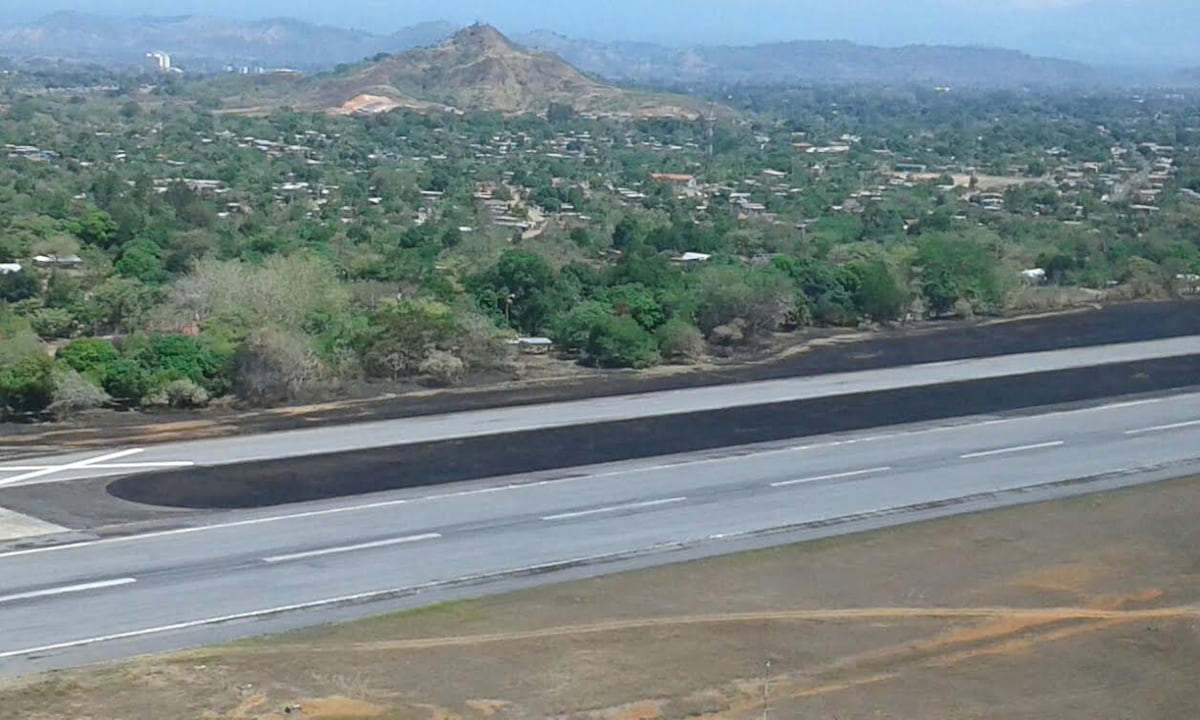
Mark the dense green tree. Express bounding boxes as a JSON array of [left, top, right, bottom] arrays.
[[584, 314, 659, 369], [600, 283, 666, 332], [57, 338, 122, 385], [44, 271, 81, 308], [0, 354, 55, 418], [915, 233, 1004, 315], [553, 300, 613, 353], [0, 270, 38, 303], [611, 216, 642, 252], [115, 240, 167, 283], [128, 334, 233, 395], [850, 261, 908, 321], [70, 210, 119, 248], [468, 249, 558, 334], [101, 358, 152, 404]]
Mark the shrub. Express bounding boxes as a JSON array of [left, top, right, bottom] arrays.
[[232, 329, 327, 405], [656, 318, 704, 364], [49, 369, 110, 416], [418, 350, 466, 387], [102, 358, 153, 404], [709, 319, 748, 347], [129, 334, 232, 396], [453, 306, 508, 371], [851, 261, 908, 322], [56, 338, 122, 384], [694, 265, 795, 340], [361, 300, 462, 379], [30, 308, 77, 339], [146, 378, 210, 409], [0, 353, 55, 418]]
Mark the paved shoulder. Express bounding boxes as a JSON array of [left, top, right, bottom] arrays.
[[0, 506, 66, 542]]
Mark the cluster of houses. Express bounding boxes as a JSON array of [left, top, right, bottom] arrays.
[[5, 144, 60, 162], [0, 255, 84, 275]]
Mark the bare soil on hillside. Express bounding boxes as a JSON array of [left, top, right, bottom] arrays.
[[5, 474, 1200, 719]]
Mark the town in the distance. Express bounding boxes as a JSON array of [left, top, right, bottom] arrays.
[[0, 14, 1197, 416], [4, 4, 1200, 720]]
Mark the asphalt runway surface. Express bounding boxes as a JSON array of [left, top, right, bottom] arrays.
[[0, 334, 1199, 677], [0, 335, 1196, 495], [1, 389, 1200, 676]]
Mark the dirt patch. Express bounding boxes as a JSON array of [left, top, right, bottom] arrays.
[[464, 700, 509, 717], [1010, 562, 1098, 595], [7, 475, 1200, 719]]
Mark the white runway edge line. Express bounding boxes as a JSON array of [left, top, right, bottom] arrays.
[[0, 545, 686, 661], [1125, 419, 1200, 436], [770, 467, 892, 488], [0, 578, 136, 606], [541, 497, 688, 521], [262, 533, 441, 564], [960, 440, 1065, 459]]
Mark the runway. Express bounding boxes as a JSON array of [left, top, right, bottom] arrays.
[[1, 389, 1198, 676], [0, 335, 1198, 494]]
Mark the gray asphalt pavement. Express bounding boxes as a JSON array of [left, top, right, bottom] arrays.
[[1, 389, 1198, 676], [1, 335, 1198, 489]]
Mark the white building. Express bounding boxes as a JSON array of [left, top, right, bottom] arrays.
[[145, 51, 172, 73]]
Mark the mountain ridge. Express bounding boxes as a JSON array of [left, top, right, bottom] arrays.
[[0, 12, 1187, 87], [514, 31, 1108, 88], [0, 12, 454, 71]]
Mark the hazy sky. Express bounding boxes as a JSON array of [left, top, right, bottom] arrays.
[[2, 0, 1196, 66]]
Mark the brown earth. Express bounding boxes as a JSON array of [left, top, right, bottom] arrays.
[[301, 23, 703, 119], [5, 474, 1200, 719]]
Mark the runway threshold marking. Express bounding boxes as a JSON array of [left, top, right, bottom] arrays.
[[262, 533, 442, 564], [1125, 419, 1200, 436], [541, 497, 687, 521], [0, 578, 136, 605], [770, 467, 892, 488], [0, 449, 195, 488], [960, 440, 1065, 459]]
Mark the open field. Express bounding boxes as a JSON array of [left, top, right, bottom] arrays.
[[4, 474, 1200, 719]]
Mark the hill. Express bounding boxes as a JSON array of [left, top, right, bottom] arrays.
[[516, 32, 1109, 88], [0, 13, 1175, 89], [303, 24, 705, 118], [517, 33, 1108, 88], [0, 12, 454, 72]]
